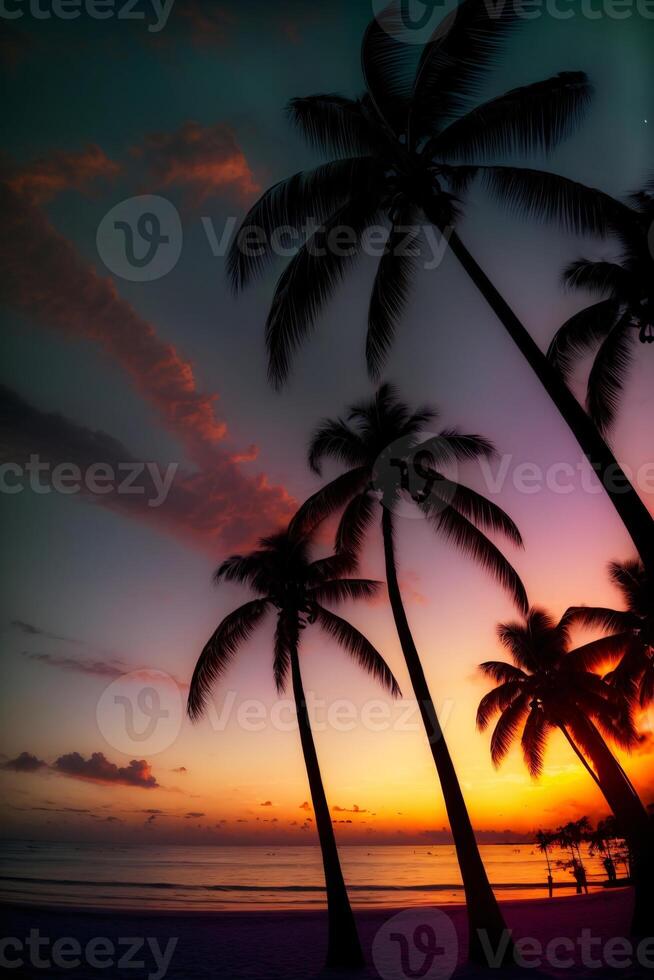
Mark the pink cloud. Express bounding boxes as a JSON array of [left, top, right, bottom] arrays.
[[0, 181, 296, 551]]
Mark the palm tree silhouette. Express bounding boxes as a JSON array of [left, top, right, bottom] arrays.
[[187, 523, 400, 969], [534, 828, 555, 896], [564, 559, 653, 708], [292, 383, 526, 964], [227, 0, 654, 573], [476, 607, 652, 934], [549, 182, 654, 433]]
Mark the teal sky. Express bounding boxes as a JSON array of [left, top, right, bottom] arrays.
[[0, 1, 652, 845]]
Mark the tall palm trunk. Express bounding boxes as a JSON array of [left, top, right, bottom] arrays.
[[381, 508, 513, 967], [289, 639, 364, 969], [426, 209, 654, 577], [563, 714, 653, 937]]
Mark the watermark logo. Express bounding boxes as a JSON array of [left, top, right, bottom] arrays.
[[0, 0, 176, 32], [96, 669, 183, 755], [372, 433, 459, 520], [97, 195, 182, 281], [371, 0, 456, 46], [372, 908, 459, 980]]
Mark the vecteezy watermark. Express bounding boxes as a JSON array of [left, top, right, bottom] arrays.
[[372, 908, 459, 980], [0, 0, 176, 31], [372, 432, 460, 521], [0, 931, 177, 979], [97, 669, 184, 755], [373, 910, 654, 978], [97, 195, 183, 281], [0, 455, 178, 507], [195, 691, 455, 739], [481, 928, 654, 971], [96, 198, 454, 282], [371, 0, 654, 40]]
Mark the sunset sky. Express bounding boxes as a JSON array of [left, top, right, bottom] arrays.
[[1, 0, 652, 848]]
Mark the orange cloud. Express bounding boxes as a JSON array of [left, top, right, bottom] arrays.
[[5, 145, 121, 204], [135, 121, 259, 204]]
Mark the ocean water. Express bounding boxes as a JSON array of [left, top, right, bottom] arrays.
[[0, 840, 615, 912]]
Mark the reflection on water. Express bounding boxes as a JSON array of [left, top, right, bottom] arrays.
[[0, 840, 612, 911]]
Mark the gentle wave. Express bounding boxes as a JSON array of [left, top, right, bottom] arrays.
[[0, 875, 581, 893]]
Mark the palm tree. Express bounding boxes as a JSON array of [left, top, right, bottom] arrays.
[[292, 383, 527, 964], [476, 607, 652, 934], [534, 828, 556, 896], [187, 523, 400, 969], [564, 559, 653, 708], [549, 182, 654, 434], [226, 0, 654, 574], [555, 818, 590, 893]]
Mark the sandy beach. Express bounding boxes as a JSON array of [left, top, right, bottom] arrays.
[[3, 888, 645, 979]]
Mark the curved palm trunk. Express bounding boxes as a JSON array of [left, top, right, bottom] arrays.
[[561, 715, 653, 936], [381, 508, 513, 967], [289, 641, 364, 969], [427, 213, 654, 576]]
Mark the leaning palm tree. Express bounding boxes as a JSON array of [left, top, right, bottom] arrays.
[[477, 607, 652, 934], [187, 522, 400, 969], [564, 559, 653, 708], [549, 182, 654, 433], [292, 383, 527, 964], [227, 0, 654, 574]]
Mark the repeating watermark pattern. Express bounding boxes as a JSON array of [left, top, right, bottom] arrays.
[[372, 0, 654, 38], [373, 910, 654, 978], [0, 0, 175, 31], [0, 931, 177, 978], [0, 455, 178, 507], [372, 908, 459, 980], [97, 195, 183, 281], [201, 691, 454, 738], [372, 432, 459, 520], [97, 669, 184, 755], [96, 199, 453, 282]]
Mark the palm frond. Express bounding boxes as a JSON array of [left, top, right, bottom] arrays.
[[432, 504, 528, 612], [188, 599, 269, 720], [474, 166, 631, 237], [361, 2, 417, 133], [478, 661, 528, 684], [336, 491, 377, 556], [308, 552, 360, 584], [227, 158, 377, 291], [265, 195, 382, 386], [308, 419, 366, 474], [560, 605, 637, 635], [607, 559, 646, 607], [289, 468, 369, 540], [566, 633, 634, 672], [287, 94, 379, 157], [433, 72, 592, 162], [425, 477, 523, 547], [561, 259, 629, 295], [308, 578, 381, 605], [586, 316, 634, 432], [411, 0, 521, 129], [522, 706, 551, 778], [476, 678, 524, 730], [490, 693, 529, 766], [367, 206, 420, 379], [412, 430, 496, 468], [547, 300, 618, 381], [314, 604, 400, 696]]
